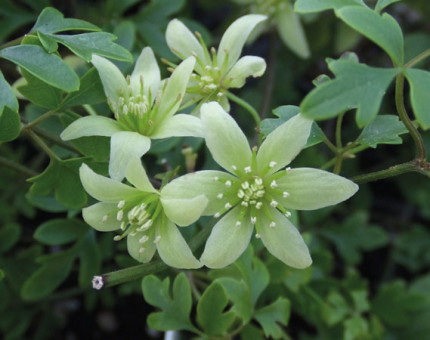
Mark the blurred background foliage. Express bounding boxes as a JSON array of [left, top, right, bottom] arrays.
[[1, 0, 430, 339]]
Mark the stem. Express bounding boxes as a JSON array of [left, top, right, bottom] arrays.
[[31, 126, 81, 154], [227, 91, 261, 126], [395, 74, 426, 161], [0, 156, 38, 177], [351, 160, 430, 184], [0, 36, 24, 51], [335, 113, 344, 149], [25, 129, 60, 160], [405, 48, 430, 68], [83, 104, 98, 116], [24, 109, 57, 129]]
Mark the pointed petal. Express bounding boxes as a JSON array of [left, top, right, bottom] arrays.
[[125, 157, 157, 193], [109, 131, 151, 181], [161, 170, 236, 216], [201, 102, 252, 173], [79, 163, 141, 202], [91, 54, 127, 103], [274, 168, 359, 210], [127, 232, 157, 263], [217, 14, 267, 71], [161, 194, 208, 227], [151, 114, 203, 139], [257, 114, 312, 175], [156, 218, 202, 269], [276, 2, 310, 59], [259, 207, 312, 268], [225, 56, 266, 88], [60, 116, 122, 140], [158, 56, 196, 119], [200, 207, 254, 268], [82, 202, 120, 231], [166, 19, 206, 63], [130, 47, 160, 103]]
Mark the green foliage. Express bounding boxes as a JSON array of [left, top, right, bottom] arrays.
[[357, 115, 408, 148]]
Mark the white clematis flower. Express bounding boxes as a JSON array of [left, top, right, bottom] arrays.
[[61, 47, 203, 181], [161, 102, 359, 268], [80, 158, 207, 269], [165, 15, 267, 111]]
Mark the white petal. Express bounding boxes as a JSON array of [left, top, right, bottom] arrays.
[[276, 2, 310, 59], [259, 207, 312, 268], [82, 202, 120, 231], [217, 14, 267, 71], [125, 157, 157, 193], [161, 194, 208, 227], [79, 163, 141, 202], [91, 54, 127, 103], [60, 116, 122, 140], [201, 102, 252, 173], [127, 232, 157, 263], [160, 170, 236, 215], [156, 218, 202, 269], [165, 19, 206, 63], [225, 56, 266, 88], [257, 114, 312, 175], [275, 168, 359, 210], [130, 47, 161, 103], [109, 131, 151, 181], [151, 114, 203, 139], [158, 57, 196, 119], [200, 206, 254, 268]]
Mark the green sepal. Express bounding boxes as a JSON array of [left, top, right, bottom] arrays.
[[254, 297, 291, 339], [357, 115, 408, 148]]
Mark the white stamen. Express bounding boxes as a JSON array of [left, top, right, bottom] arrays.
[[213, 176, 219, 181], [139, 247, 145, 254], [138, 220, 152, 231], [255, 233, 261, 238], [269, 161, 277, 168], [241, 201, 249, 207], [224, 202, 232, 209], [92, 276, 104, 290], [120, 222, 126, 230], [283, 191, 290, 198], [235, 221, 241, 227], [217, 193, 224, 199], [102, 215, 108, 222], [113, 235, 121, 241], [256, 202, 263, 209], [231, 165, 237, 171], [117, 200, 125, 209], [116, 210, 124, 221], [244, 166, 252, 173], [270, 222, 276, 228], [285, 211, 292, 217], [237, 190, 245, 198], [225, 180, 232, 187], [241, 181, 250, 189], [217, 92, 223, 97], [270, 200, 278, 207], [154, 236, 161, 244], [139, 235, 149, 244], [251, 216, 257, 224], [214, 212, 221, 218], [270, 180, 278, 188], [286, 167, 291, 173]]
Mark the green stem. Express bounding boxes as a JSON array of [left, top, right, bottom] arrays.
[[351, 160, 430, 184], [24, 109, 57, 129], [395, 74, 426, 162], [30, 126, 81, 154], [227, 91, 261, 126], [405, 48, 430, 68], [25, 129, 60, 161], [0, 156, 38, 177], [0, 36, 24, 51], [83, 104, 98, 116]]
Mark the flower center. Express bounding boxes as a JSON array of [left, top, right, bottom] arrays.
[[237, 177, 265, 208]]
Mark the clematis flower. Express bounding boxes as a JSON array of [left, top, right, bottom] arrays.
[[230, 0, 310, 58], [61, 47, 203, 180], [161, 102, 358, 268], [165, 15, 267, 111], [79, 158, 207, 269]]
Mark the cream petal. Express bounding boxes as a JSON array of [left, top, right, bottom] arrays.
[[257, 114, 312, 175], [130, 47, 161, 104], [60, 116, 122, 140], [259, 207, 312, 268], [200, 206, 254, 268], [161, 194, 208, 227], [127, 232, 157, 263], [217, 14, 267, 72], [274, 168, 359, 210], [79, 163, 141, 202], [125, 157, 157, 193], [225, 56, 266, 88], [109, 131, 151, 181], [156, 218, 202, 269], [151, 114, 203, 139], [91, 54, 127, 103], [201, 102, 252, 173], [82, 202, 120, 231]]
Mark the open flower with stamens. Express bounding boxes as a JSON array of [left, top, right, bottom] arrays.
[[161, 102, 359, 268], [61, 47, 203, 180], [80, 158, 207, 269], [165, 15, 267, 111]]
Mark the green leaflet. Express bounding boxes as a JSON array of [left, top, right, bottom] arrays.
[[254, 298, 291, 339], [34, 219, 89, 246], [357, 115, 408, 148], [0, 107, 21, 142], [294, 0, 366, 13], [0, 70, 18, 112], [300, 58, 398, 127], [404, 68, 430, 129], [375, 0, 401, 13]]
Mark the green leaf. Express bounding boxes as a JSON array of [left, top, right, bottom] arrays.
[[375, 0, 401, 13], [301, 58, 398, 127], [0, 223, 21, 253], [197, 282, 236, 336], [138, 0, 186, 23], [357, 115, 408, 148], [31, 7, 100, 34], [21, 251, 74, 300], [78, 231, 101, 288], [0, 45, 79, 92], [260, 105, 325, 148], [18, 69, 63, 109], [113, 20, 136, 51], [34, 218, 89, 245], [254, 297, 291, 339], [37, 31, 58, 53], [344, 316, 369, 340], [295, 0, 365, 13], [404, 68, 430, 129], [50, 32, 132, 62], [240, 324, 265, 340], [62, 68, 106, 108], [0, 70, 18, 111], [337, 6, 404, 66], [0, 106, 21, 142], [142, 273, 197, 332]]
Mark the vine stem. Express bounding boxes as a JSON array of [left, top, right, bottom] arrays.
[[25, 128, 60, 161], [0, 36, 24, 51], [405, 48, 430, 68], [226, 91, 261, 126], [0, 156, 38, 177]]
